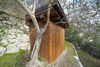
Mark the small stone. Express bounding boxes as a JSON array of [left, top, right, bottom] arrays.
[[8, 39, 17, 43], [0, 46, 6, 52], [7, 35, 16, 39], [18, 42, 30, 50], [24, 24, 29, 29], [20, 46, 28, 50], [1, 39, 8, 44], [8, 29, 16, 34], [6, 43, 19, 53], [20, 27, 24, 30], [17, 34, 21, 37], [22, 34, 29, 39], [16, 29, 23, 33], [17, 34, 29, 42], [28, 46, 30, 50]]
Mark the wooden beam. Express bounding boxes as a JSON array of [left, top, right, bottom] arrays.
[[55, 22, 67, 24]]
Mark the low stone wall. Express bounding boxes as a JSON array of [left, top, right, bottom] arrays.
[[0, 14, 30, 56]]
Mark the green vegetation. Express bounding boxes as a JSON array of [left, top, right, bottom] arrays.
[[65, 41, 76, 56], [65, 41, 100, 67], [65, 41, 80, 67], [0, 42, 3, 46], [38, 57, 44, 62], [0, 11, 8, 15], [0, 25, 7, 41], [0, 42, 7, 48], [0, 50, 30, 67], [8, 42, 15, 45], [66, 23, 100, 58], [77, 50, 100, 67], [65, 0, 100, 59]]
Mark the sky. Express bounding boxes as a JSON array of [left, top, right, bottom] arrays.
[[27, 0, 33, 2]]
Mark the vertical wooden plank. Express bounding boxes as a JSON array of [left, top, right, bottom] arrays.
[[30, 22, 36, 51], [39, 25, 50, 61], [49, 23, 65, 63]]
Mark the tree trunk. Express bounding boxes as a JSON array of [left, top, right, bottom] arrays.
[[15, 0, 55, 67], [26, 29, 44, 67]]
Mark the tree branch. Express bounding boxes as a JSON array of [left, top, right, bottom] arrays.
[[16, 0, 40, 33], [32, 0, 38, 13], [44, 0, 55, 31]]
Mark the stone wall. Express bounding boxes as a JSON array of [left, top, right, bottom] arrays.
[[0, 14, 30, 56]]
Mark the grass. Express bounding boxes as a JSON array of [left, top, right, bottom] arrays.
[[77, 50, 100, 67], [0, 40, 15, 48], [66, 41, 100, 67], [65, 41, 76, 56], [38, 57, 45, 62], [0, 42, 8, 48], [8, 42, 15, 44], [0, 49, 30, 67], [65, 41, 80, 67]]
